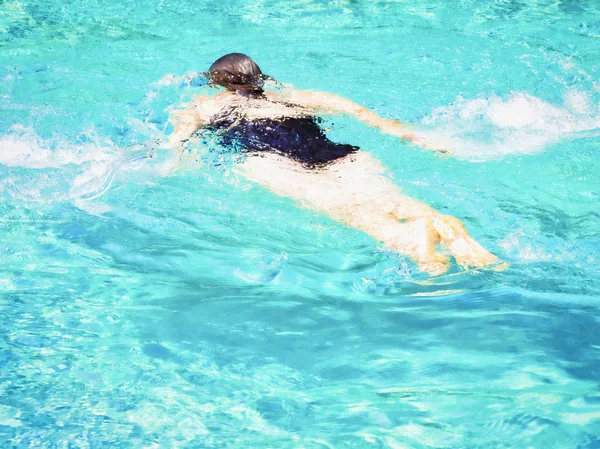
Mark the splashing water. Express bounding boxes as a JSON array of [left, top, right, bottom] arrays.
[[1, 1, 599, 448], [421, 90, 600, 159]]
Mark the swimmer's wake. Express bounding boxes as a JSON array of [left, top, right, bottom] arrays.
[[422, 91, 600, 159], [69, 141, 159, 201]]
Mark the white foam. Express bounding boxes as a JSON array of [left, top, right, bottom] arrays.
[[153, 72, 206, 88], [0, 125, 115, 169], [69, 142, 164, 201], [422, 91, 600, 160], [563, 89, 593, 115], [0, 126, 178, 206]]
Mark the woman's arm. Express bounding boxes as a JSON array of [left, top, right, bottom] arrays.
[[165, 106, 205, 150], [278, 89, 414, 137], [165, 92, 223, 150], [276, 88, 450, 153]]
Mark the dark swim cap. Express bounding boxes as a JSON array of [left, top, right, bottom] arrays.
[[208, 53, 264, 90]]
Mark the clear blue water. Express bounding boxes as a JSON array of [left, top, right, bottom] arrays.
[[1, 1, 600, 447]]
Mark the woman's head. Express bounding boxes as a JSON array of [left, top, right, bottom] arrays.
[[208, 53, 264, 94]]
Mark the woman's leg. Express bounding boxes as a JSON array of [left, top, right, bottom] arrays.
[[236, 152, 500, 274]]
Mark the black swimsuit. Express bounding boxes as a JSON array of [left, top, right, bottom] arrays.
[[204, 112, 358, 168]]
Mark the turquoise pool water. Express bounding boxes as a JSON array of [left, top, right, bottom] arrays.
[[1, 0, 600, 447]]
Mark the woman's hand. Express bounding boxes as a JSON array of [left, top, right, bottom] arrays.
[[407, 131, 455, 156], [384, 122, 454, 156], [165, 107, 203, 150]]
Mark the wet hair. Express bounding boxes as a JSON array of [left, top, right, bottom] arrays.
[[208, 53, 265, 95]]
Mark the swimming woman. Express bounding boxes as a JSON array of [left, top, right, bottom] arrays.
[[166, 53, 502, 275]]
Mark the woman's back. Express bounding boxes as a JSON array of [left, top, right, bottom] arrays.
[[205, 91, 312, 122], [201, 92, 358, 167]]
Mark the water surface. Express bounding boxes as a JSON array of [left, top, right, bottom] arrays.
[[1, 1, 599, 447]]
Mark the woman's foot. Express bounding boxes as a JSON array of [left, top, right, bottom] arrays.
[[430, 215, 503, 271], [390, 216, 451, 276], [418, 259, 450, 276]]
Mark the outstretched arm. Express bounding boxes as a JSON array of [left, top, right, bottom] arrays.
[[279, 89, 414, 137], [276, 88, 451, 153], [165, 106, 205, 150], [165, 92, 222, 151]]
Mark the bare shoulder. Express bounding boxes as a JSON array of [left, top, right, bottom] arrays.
[[191, 91, 230, 108], [269, 88, 359, 116], [189, 91, 231, 121], [267, 88, 330, 106]]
